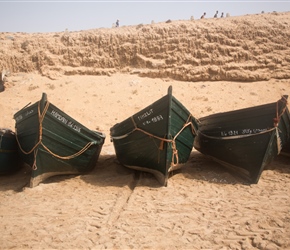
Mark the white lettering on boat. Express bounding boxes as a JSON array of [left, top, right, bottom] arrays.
[[50, 110, 81, 133], [137, 108, 153, 121], [221, 130, 239, 136], [221, 128, 267, 137], [15, 114, 23, 122], [15, 109, 34, 122], [25, 109, 34, 116], [51, 110, 68, 124], [242, 128, 267, 134], [67, 121, 81, 133], [142, 115, 164, 126]]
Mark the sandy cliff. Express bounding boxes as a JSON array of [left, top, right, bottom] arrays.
[[1, 12, 290, 81]]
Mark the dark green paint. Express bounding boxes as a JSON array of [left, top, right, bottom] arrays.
[[110, 86, 199, 186], [14, 93, 105, 187], [194, 96, 290, 183]]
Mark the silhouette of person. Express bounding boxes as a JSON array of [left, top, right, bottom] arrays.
[[200, 12, 206, 19], [0, 82, 4, 92], [116, 19, 119, 27], [220, 12, 224, 18], [214, 11, 218, 18], [0, 72, 6, 92]]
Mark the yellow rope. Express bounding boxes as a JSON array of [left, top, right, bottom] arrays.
[[274, 96, 288, 127], [32, 149, 38, 170], [274, 96, 287, 154], [15, 100, 49, 155], [276, 127, 282, 154], [40, 141, 95, 160]]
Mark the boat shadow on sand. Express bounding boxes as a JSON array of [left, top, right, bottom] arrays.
[[182, 150, 290, 185], [81, 150, 290, 188], [79, 152, 243, 189], [1, 151, 289, 192], [81, 151, 290, 189], [0, 163, 31, 192]]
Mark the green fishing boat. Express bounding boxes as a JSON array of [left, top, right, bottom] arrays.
[[110, 86, 199, 186], [194, 96, 290, 183], [14, 93, 106, 187], [0, 128, 21, 173]]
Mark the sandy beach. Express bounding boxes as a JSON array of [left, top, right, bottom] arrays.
[[1, 11, 290, 250]]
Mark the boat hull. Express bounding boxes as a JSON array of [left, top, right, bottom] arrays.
[[0, 129, 21, 174], [194, 96, 290, 183], [14, 93, 105, 187], [281, 141, 290, 157], [110, 86, 198, 186], [281, 108, 290, 158]]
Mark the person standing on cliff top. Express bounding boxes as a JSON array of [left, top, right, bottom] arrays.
[[214, 11, 218, 18], [200, 12, 206, 19], [116, 19, 119, 27], [0, 70, 8, 93]]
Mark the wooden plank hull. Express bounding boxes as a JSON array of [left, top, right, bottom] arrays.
[[194, 96, 290, 183], [110, 86, 199, 186], [14, 93, 105, 187], [0, 129, 21, 174]]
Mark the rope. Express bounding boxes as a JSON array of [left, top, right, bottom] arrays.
[[274, 95, 288, 127], [273, 96, 288, 153], [276, 127, 282, 154], [32, 149, 38, 170], [15, 100, 50, 155], [16, 100, 96, 169], [111, 114, 197, 167], [40, 141, 95, 160]]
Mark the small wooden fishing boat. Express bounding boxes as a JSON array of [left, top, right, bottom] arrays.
[[110, 86, 199, 186], [194, 96, 290, 183], [0, 128, 21, 173], [14, 93, 106, 187]]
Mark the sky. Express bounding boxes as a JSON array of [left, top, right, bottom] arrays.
[[0, 1, 290, 33]]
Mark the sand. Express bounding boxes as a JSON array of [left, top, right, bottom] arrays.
[[1, 10, 290, 250], [0, 72, 290, 249]]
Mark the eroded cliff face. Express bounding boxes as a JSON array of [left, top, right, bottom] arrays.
[[1, 12, 290, 81]]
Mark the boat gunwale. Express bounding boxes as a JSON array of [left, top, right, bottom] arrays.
[[199, 95, 288, 123], [14, 98, 105, 141]]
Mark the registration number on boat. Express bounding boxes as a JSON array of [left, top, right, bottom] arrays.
[[221, 128, 267, 137], [51, 110, 81, 133]]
